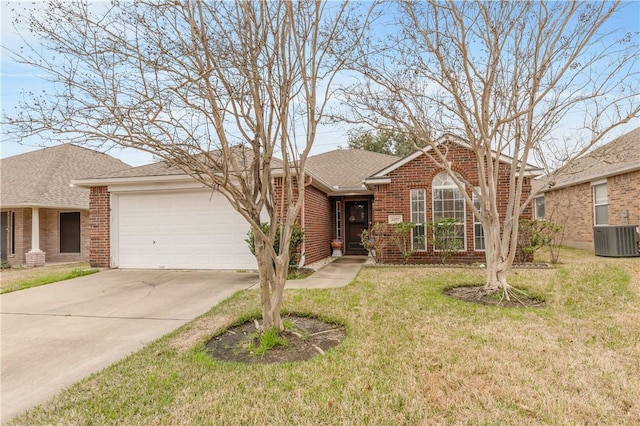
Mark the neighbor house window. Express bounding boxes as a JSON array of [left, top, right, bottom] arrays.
[[432, 172, 465, 250], [410, 189, 426, 250], [60, 212, 81, 253], [593, 183, 608, 225], [534, 196, 545, 221], [473, 189, 485, 251]]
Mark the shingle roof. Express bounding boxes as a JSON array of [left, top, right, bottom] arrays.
[[77, 147, 400, 194], [543, 128, 640, 191], [305, 149, 399, 190], [0, 144, 130, 209]]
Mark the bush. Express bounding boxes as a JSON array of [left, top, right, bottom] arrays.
[[246, 222, 304, 267], [516, 219, 563, 263], [391, 222, 419, 264], [360, 223, 388, 263], [430, 218, 464, 264]]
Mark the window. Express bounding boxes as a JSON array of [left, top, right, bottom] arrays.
[[534, 196, 545, 221], [593, 183, 608, 225], [473, 189, 485, 251], [60, 212, 81, 253], [432, 172, 465, 250], [410, 189, 426, 250]]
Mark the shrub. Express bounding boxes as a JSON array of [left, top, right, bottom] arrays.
[[391, 222, 419, 264], [430, 217, 464, 264], [360, 222, 388, 263], [246, 222, 304, 267]]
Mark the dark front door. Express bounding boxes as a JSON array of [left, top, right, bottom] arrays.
[[345, 201, 368, 254], [1, 212, 7, 261]]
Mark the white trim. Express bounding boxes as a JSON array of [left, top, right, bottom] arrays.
[[472, 189, 485, 251], [110, 193, 119, 268], [410, 188, 427, 251], [590, 179, 607, 186]]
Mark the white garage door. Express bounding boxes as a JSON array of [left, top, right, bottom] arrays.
[[115, 190, 257, 270]]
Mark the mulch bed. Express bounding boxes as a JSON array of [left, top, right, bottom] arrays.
[[206, 314, 345, 364], [444, 285, 545, 308]]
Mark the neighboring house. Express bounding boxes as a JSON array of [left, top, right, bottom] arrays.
[[0, 144, 129, 266], [536, 128, 640, 250], [73, 135, 539, 270]]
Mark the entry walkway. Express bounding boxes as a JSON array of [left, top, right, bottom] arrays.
[[287, 256, 366, 289]]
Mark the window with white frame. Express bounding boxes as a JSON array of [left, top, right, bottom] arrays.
[[534, 196, 545, 221], [410, 189, 426, 250], [593, 183, 608, 225], [432, 172, 465, 250], [472, 189, 485, 251]]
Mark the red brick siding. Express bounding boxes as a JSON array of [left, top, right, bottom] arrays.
[[373, 143, 532, 264], [89, 186, 111, 268], [41, 209, 89, 262], [273, 176, 332, 265], [545, 170, 640, 249], [303, 185, 332, 264]]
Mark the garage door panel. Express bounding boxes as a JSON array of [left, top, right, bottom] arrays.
[[116, 191, 256, 270]]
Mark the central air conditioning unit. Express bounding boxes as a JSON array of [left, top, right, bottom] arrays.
[[593, 225, 640, 257]]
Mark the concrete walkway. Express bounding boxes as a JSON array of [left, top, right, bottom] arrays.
[[287, 255, 366, 289]]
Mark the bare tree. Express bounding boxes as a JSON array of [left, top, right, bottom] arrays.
[[4, 0, 371, 328], [342, 1, 639, 298]]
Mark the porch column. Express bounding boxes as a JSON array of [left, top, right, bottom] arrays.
[[26, 207, 45, 267]]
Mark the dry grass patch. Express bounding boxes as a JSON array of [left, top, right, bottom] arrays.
[[0, 262, 96, 293], [8, 248, 640, 425]]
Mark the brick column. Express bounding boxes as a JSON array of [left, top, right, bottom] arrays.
[[89, 186, 111, 268]]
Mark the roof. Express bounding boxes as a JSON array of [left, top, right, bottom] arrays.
[[74, 147, 400, 195], [542, 127, 640, 191], [0, 144, 130, 209], [305, 149, 399, 191]]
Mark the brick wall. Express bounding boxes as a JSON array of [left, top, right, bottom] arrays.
[[302, 185, 332, 264], [41, 209, 90, 262], [373, 143, 532, 264], [273, 176, 332, 265], [545, 170, 640, 249], [89, 186, 111, 268]]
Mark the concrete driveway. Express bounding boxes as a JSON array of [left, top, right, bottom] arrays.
[[0, 269, 258, 423]]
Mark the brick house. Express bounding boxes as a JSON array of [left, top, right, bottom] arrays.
[[536, 128, 640, 250], [0, 144, 129, 266], [73, 135, 539, 269]]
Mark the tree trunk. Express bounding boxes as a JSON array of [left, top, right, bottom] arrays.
[[482, 218, 513, 297]]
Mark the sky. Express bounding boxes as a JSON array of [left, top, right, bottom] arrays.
[[1, 1, 639, 167]]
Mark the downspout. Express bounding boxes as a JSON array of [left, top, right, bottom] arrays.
[[298, 175, 313, 268]]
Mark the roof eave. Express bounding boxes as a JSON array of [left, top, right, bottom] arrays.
[[542, 164, 640, 193]]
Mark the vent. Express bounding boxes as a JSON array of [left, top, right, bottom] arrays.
[[593, 225, 640, 257]]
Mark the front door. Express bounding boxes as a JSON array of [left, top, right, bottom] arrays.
[[1, 212, 7, 261], [345, 201, 368, 254]]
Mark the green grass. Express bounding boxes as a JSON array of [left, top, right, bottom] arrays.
[[8, 248, 640, 425], [0, 265, 98, 294]]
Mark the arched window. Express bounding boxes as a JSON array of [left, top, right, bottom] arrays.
[[432, 172, 465, 251]]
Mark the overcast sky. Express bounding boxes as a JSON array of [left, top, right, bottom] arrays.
[[1, 1, 638, 167]]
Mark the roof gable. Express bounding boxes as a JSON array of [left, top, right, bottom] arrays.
[[366, 134, 541, 181], [0, 144, 129, 209]]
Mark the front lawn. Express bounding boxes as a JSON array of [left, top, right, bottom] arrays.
[[0, 262, 98, 294], [10, 248, 639, 425]]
